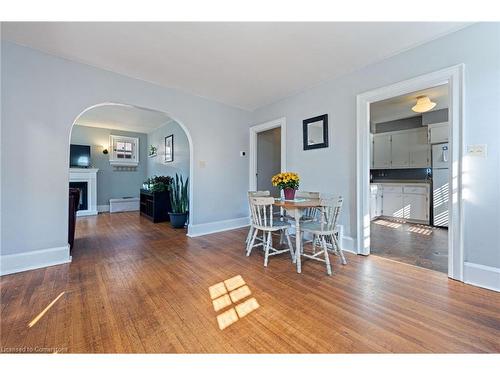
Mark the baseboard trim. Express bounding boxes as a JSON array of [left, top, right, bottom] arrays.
[[464, 262, 500, 292], [0, 245, 71, 276], [187, 217, 250, 237], [97, 205, 110, 213]]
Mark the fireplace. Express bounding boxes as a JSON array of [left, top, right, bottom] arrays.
[[69, 181, 88, 211], [69, 168, 99, 216]]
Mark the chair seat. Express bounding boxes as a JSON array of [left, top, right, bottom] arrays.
[[253, 221, 291, 231], [300, 222, 339, 235]]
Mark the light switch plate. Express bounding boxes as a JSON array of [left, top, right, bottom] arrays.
[[467, 144, 487, 158]]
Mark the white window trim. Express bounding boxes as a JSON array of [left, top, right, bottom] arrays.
[[109, 135, 139, 166]]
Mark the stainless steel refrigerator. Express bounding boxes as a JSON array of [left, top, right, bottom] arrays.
[[432, 143, 449, 227]]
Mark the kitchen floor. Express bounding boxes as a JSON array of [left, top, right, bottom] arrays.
[[370, 218, 448, 273]]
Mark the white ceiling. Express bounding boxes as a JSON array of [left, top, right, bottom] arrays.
[[2, 22, 469, 110], [370, 84, 449, 124], [75, 104, 172, 133]]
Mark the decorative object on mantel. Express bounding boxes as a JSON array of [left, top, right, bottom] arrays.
[[303, 114, 328, 150], [148, 145, 158, 158], [168, 173, 189, 228], [272, 172, 300, 200], [165, 134, 174, 163]]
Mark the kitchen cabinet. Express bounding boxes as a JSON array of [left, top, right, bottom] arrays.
[[403, 193, 428, 221], [375, 183, 430, 224], [370, 184, 383, 219], [372, 128, 430, 169], [391, 132, 410, 168], [408, 128, 430, 168], [372, 134, 391, 168], [428, 122, 449, 144]]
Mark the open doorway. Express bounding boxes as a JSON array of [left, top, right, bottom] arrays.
[[68, 103, 192, 253], [249, 118, 286, 196], [369, 85, 449, 273], [356, 65, 464, 281]]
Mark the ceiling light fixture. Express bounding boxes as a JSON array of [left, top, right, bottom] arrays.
[[412, 95, 436, 113]]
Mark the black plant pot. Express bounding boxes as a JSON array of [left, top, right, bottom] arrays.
[[168, 212, 188, 228]]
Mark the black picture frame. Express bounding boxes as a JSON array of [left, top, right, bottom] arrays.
[[303, 114, 328, 150], [165, 134, 174, 162]]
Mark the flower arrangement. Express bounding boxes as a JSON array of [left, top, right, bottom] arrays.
[[272, 172, 300, 200]]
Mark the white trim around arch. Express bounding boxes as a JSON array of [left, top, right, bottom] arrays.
[[356, 65, 465, 282], [249, 117, 287, 191]]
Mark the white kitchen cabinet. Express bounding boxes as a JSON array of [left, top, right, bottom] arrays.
[[408, 128, 430, 168], [378, 183, 430, 224], [370, 184, 383, 219], [382, 191, 404, 218], [391, 132, 410, 168], [428, 122, 449, 144], [403, 193, 428, 221], [372, 134, 391, 168]]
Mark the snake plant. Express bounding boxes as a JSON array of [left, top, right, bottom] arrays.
[[169, 173, 189, 214]]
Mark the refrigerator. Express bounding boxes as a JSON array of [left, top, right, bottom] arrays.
[[432, 143, 449, 227]]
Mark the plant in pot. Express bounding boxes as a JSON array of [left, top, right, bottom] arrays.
[[169, 173, 189, 228], [150, 175, 173, 193], [271, 172, 300, 200]]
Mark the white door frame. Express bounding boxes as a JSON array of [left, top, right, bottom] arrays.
[[249, 117, 287, 191], [356, 65, 465, 281]]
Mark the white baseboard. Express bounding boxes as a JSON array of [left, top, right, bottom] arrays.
[[76, 210, 98, 217], [97, 205, 110, 213], [0, 245, 71, 276], [464, 262, 500, 292], [187, 217, 250, 237]]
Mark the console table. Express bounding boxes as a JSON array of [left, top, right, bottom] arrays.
[[139, 189, 171, 223]]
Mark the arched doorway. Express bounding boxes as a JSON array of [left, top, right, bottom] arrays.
[[67, 102, 194, 251]]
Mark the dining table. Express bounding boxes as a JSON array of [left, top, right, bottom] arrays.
[[273, 198, 322, 273]]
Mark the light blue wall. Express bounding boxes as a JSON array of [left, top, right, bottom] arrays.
[[252, 23, 500, 268], [1, 40, 252, 256], [70, 125, 148, 206], [147, 120, 190, 179]]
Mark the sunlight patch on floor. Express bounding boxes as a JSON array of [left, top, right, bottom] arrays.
[[28, 292, 65, 328], [209, 275, 260, 330]]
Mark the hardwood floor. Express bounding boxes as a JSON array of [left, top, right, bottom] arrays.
[[1, 212, 499, 353], [371, 218, 448, 273]]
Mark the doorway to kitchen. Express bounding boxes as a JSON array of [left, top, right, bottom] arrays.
[[369, 84, 449, 273], [249, 118, 287, 196], [356, 66, 464, 281]]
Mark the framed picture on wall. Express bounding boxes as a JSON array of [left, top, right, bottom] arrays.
[[165, 134, 174, 162]]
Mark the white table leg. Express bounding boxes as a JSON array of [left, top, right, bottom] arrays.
[[294, 209, 302, 273]]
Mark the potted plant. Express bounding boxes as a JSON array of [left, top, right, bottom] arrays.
[[169, 173, 189, 228], [150, 175, 173, 192], [271, 172, 300, 200]]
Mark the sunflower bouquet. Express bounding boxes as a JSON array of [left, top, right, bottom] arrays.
[[271, 172, 300, 200]]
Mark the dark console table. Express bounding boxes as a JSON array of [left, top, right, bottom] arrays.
[[140, 189, 171, 223]]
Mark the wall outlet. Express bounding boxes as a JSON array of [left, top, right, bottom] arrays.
[[467, 144, 487, 158]]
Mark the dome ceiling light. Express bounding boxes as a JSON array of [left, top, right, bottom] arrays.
[[412, 95, 437, 113]]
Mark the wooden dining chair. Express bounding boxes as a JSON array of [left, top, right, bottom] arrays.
[[246, 191, 284, 247], [299, 196, 345, 275], [247, 197, 294, 267], [295, 191, 320, 222]]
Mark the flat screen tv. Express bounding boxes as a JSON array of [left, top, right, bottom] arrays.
[[70, 144, 91, 167]]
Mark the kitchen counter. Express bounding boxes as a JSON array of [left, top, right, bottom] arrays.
[[371, 179, 431, 184]]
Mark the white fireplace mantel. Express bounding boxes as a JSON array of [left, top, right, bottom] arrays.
[[69, 168, 99, 216]]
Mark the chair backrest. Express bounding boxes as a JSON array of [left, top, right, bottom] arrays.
[[295, 191, 320, 199], [295, 191, 320, 219], [248, 190, 271, 197], [249, 196, 275, 228], [318, 196, 343, 232]]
